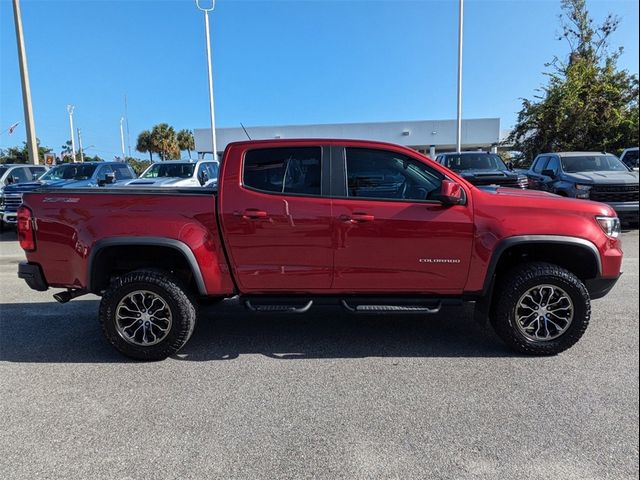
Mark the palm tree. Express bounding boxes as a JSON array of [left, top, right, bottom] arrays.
[[150, 123, 179, 160], [136, 130, 154, 161], [177, 129, 195, 160]]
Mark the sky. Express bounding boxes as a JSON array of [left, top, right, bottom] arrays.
[[0, 0, 638, 160]]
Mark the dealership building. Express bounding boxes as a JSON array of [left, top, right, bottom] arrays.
[[194, 117, 501, 159]]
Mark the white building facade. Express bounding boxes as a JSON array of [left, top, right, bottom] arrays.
[[194, 118, 500, 159]]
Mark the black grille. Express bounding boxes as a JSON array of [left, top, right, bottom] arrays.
[[2, 193, 23, 211], [590, 184, 639, 203], [471, 177, 522, 188]]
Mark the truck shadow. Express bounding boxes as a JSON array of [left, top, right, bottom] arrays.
[[0, 299, 515, 363]]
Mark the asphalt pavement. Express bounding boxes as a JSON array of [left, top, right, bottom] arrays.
[[1, 229, 638, 480]]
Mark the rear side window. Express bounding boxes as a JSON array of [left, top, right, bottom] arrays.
[[243, 147, 322, 196], [532, 156, 549, 173]]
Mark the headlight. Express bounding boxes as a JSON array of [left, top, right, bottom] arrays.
[[595, 216, 621, 238], [575, 184, 591, 190]]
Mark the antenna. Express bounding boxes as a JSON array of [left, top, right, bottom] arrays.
[[240, 122, 252, 140]]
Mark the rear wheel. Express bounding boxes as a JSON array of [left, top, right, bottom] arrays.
[[490, 262, 591, 355], [99, 269, 197, 360]]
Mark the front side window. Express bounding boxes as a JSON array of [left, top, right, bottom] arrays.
[[29, 167, 47, 180], [111, 164, 134, 180], [243, 147, 322, 196], [561, 155, 628, 173], [41, 164, 98, 181], [545, 157, 560, 175], [621, 150, 639, 169], [345, 148, 443, 201], [532, 156, 549, 173], [9, 167, 30, 183], [142, 163, 196, 179]]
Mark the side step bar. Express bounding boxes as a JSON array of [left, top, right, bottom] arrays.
[[245, 300, 313, 314], [341, 300, 441, 314]]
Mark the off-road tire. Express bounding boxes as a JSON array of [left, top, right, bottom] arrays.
[[99, 269, 197, 361], [490, 262, 591, 355]]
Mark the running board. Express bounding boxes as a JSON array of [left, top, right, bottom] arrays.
[[341, 300, 441, 314], [245, 300, 313, 314]]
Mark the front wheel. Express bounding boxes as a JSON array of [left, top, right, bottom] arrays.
[[99, 269, 197, 361], [490, 262, 591, 355]]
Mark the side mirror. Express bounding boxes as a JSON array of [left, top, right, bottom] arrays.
[[434, 180, 463, 206], [541, 169, 556, 178], [506, 161, 514, 171], [5, 176, 15, 185], [98, 173, 116, 187], [198, 171, 209, 186]]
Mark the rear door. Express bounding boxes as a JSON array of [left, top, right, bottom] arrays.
[[219, 145, 333, 292], [331, 146, 474, 293]]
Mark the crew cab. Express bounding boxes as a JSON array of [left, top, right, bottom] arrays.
[[435, 152, 528, 189], [526, 152, 639, 225], [125, 160, 219, 188], [17, 139, 623, 360]]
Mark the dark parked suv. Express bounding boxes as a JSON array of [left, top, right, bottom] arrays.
[[435, 152, 528, 189], [526, 152, 639, 224]]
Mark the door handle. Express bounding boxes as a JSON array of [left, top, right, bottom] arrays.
[[242, 209, 268, 219], [340, 212, 374, 223]]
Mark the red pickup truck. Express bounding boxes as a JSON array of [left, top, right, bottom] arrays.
[[17, 139, 623, 360]]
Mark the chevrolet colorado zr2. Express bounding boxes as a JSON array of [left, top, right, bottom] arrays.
[[16, 139, 623, 360]]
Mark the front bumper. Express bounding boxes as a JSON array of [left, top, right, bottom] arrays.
[[585, 275, 621, 300], [18, 262, 48, 291]]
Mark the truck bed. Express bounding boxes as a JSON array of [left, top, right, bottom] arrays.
[[21, 187, 234, 295]]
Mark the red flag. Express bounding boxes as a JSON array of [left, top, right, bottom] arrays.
[[7, 122, 20, 134]]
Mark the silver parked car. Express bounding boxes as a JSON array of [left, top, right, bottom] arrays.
[[126, 160, 219, 188]]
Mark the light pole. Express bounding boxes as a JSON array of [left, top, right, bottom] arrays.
[[120, 117, 126, 160], [12, 0, 39, 164], [195, 0, 218, 160], [77, 128, 84, 162], [455, 0, 464, 153], [67, 105, 77, 163]]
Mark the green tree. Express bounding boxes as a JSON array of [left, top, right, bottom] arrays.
[[150, 123, 180, 160], [177, 129, 195, 159], [0, 140, 52, 164], [126, 157, 152, 175], [136, 130, 154, 162], [508, 0, 639, 160]]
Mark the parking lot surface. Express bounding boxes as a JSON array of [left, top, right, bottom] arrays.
[[1, 229, 638, 480]]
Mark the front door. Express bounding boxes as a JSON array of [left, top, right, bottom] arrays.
[[219, 145, 333, 292], [331, 147, 474, 294]]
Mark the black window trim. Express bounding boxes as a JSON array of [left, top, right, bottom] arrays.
[[240, 145, 330, 199], [332, 145, 468, 206]]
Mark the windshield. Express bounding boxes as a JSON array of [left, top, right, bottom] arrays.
[[561, 155, 629, 173], [40, 164, 98, 181], [142, 163, 196, 179], [446, 154, 507, 171]]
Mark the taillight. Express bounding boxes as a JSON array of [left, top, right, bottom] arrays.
[[17, 206, 36, 251]]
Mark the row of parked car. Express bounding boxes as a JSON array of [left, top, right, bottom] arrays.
[[1, 147, 638, 229], [0, 159, 219, 228], [435, 148, 639, 224]]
